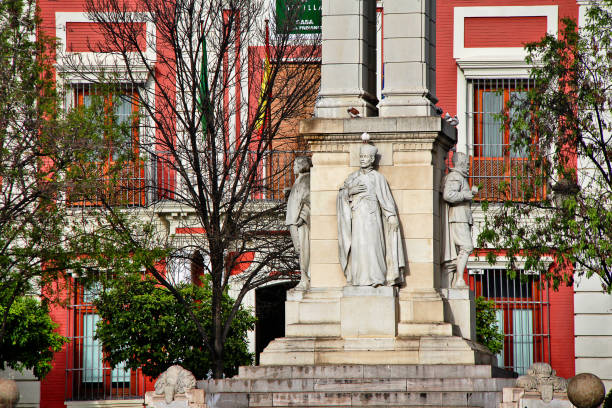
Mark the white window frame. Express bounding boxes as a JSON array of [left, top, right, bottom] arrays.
[[452, 5, 559, 155]]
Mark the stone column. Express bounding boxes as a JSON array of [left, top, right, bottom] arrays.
[[314, 0, 378, 118], [379, 0, 437, 117]]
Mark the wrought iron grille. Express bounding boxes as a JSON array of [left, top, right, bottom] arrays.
[[465, 78, 546, 202], [468, 268, 551, 375], [68, 83, 148, 208], [64, 282, 146, 401]]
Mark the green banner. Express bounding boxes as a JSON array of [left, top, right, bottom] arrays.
[[276, 0, 321, 34]]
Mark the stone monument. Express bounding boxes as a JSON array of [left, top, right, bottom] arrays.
[[258, 0, 489, 366], [196, 1, 520, 406]]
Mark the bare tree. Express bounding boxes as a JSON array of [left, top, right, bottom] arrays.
[[61, 0, 320, 377]]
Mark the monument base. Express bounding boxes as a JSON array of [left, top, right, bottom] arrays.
[[259, 335, 494, 366], [260, 286, 493, 367], [197, 364, 516, 408]]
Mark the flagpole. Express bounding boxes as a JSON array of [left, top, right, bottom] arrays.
[[265, 19, 271, 140]]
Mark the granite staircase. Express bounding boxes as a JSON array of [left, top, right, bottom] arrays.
[[197, 364, 516, 408]]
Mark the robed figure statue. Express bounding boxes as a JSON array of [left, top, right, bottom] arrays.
[[286, 156, 312, 290], [337, 142, 405, 287]]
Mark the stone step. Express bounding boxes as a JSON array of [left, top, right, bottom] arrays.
[[204, 391, 504, 407], [252, 405, 482, 408], [199, 377, 516, 394], [237, 365, 515, 380]]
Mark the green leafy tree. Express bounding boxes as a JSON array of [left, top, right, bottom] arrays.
[[478, 1, 612, 292], [475, 296, 504, 355], [0, 296, 66, 379], [93, 276, 255, 379], [603, 388, 612, 408]]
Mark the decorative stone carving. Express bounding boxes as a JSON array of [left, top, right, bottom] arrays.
[[337, 138, 405, 287], [286, 156, 312, 290], [567, 373, 605, 408], [154, 365, 196, 403], [442, 151, 478, 288], [0, 379, 19, 408], [516, 363, 568, 403]]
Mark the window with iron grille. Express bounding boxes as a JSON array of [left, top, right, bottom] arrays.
[[468, 268, 551, 375], [68, 83, 147, 207], [65, 280, 146, 401], [466, 78, 546, 202]]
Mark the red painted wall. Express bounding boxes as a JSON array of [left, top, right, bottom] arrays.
[[549, 282, 575, 378], [66, 22, 146, 52], [464, 16, 547, 48], [436, 0, 580, 116], [41, 304, 69, 408]]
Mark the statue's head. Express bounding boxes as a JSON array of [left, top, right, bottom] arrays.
[[359, 143, 377, 168], [294, 156, 312, 175], [451, 151, 469, 173]]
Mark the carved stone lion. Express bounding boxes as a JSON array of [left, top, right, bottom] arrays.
[[154, 365, 197, 403]]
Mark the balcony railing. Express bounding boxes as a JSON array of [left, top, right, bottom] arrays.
[[69, 150, 307, 208], [66, 161, 148, 208], [467, 144, 547, 202]]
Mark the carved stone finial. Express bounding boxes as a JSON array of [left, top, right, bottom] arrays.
[[154, 365, 196, 403], [516, 363, 568, 403], [567, 373, 605, 408]]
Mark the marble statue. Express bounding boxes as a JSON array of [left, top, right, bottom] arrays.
[[154, 365, 196, 403], [442, 151, 478, 288], [337, 142, 405, 287], [286, 156, 312, 290]]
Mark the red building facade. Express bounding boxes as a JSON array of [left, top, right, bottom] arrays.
[[36, 1, 580, 408]]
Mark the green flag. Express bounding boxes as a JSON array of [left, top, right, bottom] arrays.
[[198, 26, 209, 136]]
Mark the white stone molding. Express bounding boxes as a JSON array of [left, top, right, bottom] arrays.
[[55, 11, 157, 74]]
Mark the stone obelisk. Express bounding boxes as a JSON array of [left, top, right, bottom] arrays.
[[259, 0, 490, 366]]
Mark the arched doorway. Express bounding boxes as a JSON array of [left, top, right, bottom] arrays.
[[254, 281, 297, 364]]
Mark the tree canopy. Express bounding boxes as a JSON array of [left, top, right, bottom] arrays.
[[93, 276, 254, 379]]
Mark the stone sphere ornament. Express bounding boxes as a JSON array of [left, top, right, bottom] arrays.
[[0, 378, 19, 408], [567, 373, 605, 408]]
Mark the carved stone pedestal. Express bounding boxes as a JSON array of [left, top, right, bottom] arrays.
[[341, 286, 396, 338], [440, 287, 477, 341]]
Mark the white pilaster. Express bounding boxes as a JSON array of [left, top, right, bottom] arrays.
[[379, 0, 437, 117], [314, 0, 378, 118]]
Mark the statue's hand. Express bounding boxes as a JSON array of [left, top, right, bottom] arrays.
[[388, 215, 399, 230], [348, 182, 367, 195], [471, 185, 479, 195]]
